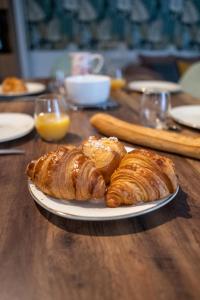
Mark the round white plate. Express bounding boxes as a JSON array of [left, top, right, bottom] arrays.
[[0, 113, 34, 142], [170, 105, 200, 129], [0, 82, 46, 98], [29, 182, 178, 221], [128, 80, 182, 93], [28, 146, 179, 221]]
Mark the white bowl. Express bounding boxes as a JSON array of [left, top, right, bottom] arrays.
[[65, 75, 110, 105]]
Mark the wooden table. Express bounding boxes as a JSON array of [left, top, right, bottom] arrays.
[[0, 87, 200, 300]]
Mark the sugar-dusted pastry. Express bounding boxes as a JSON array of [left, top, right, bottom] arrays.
[[81, 136, 127, 184], [2, 77, 27, 94], [26, 146, 106, 201], [106, 149, 178, 207]]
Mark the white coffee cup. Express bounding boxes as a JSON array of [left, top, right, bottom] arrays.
[[65, 75, 110, 105]]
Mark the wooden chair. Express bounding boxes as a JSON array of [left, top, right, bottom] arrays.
[[122, 65, 163, 82]]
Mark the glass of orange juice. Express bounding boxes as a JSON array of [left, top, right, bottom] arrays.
[[110, 78, 126, 90], [34, 94, 70, 142], [108, 68, 126, 91]]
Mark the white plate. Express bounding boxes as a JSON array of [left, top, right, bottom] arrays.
[[28, 146, 179, 221], [0, 113, 34, 142], [170, 105, 200, 129], [128, 80, 182, 93], [0, 82, 46, 98]]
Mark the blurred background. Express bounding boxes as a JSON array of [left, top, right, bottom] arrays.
[[0, 0, 200, 80]]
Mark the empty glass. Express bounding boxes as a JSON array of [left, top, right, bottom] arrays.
[[35, 94, 70, 142], [140, 89, 171, 129]]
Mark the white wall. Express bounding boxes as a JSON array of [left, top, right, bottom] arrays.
[[28, 48, 200, 78], [28, 49, 139, 78]]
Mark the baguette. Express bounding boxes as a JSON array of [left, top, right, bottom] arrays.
[[90, 113, 200, 160]]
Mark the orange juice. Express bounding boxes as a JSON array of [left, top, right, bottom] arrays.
[[35, 113, 70, 141], [110, 78, 126, 90]]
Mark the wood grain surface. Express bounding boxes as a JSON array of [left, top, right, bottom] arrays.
[[0, 88, 200, 300]]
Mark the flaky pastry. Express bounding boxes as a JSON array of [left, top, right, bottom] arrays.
[[106, 149, 178, 207], [2, 77, 27, 94], [81, 136, 127, 183], [26, 146, 106, 201], [26, 139, 178, 207]]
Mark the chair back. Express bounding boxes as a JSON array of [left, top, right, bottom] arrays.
[[179, 61, 200, 98]]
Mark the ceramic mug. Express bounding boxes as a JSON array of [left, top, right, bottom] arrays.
[[69, 52, 104, 75], [65, 75, 110, 105]]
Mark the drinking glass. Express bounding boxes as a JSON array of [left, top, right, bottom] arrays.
[[34, 94, 70, 141], [107, 67, 126, 90], [140, 89, 171, 129]]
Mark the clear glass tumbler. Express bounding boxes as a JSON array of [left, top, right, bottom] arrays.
[[140, 89, 171, 129], [34, 93, 70, 141]]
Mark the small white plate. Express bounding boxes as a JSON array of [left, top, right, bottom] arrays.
[[170, 105, 200, 129], [0, 82, 46, 98], [28, 146, 179, 221], [0, 113, 34, 142], [128, 80, 182, 93]]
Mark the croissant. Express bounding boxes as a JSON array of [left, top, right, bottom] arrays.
[[2, 77, 27, 94], [26, 146, 106, 201], [106, 149, 178, 207], [81, 136, 127, 184]]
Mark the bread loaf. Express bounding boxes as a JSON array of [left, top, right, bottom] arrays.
[[90, 113, 200, 160]]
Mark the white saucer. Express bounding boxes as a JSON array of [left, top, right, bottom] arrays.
[[0, 82, 46, 98], [28, 146, 179, 221], [170, 105, 200, 129], [0, 113, 34, 142], [128, 80, 182, 93]]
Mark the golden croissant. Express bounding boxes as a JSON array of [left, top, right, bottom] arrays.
[[81, 136, 127, 183], [2, 77, 27, 94], [106, 149, 178, 208], [26, 146, 106, 201]]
